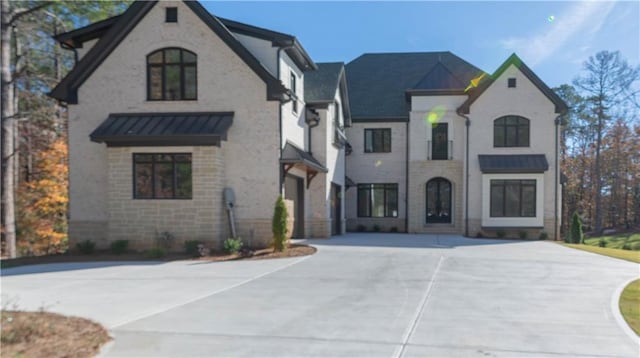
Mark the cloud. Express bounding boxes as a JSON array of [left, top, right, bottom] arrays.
[[500, 1, 616, 66]]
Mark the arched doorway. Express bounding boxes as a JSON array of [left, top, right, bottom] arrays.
[[426, 178, 452, 223]]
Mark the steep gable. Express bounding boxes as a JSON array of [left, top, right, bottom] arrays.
[[49, 0, 286, 104]]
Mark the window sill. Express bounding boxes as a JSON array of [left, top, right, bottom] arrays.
[[146, 99, 198, 103]]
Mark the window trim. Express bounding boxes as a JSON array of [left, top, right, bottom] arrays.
[[357, 183, 398, 218], [364, 128, 391, 153], [132, 153, 193, 200], [147, 48, 197, 101], [493, 115, 530, 147], [489, 179, 536, 217]]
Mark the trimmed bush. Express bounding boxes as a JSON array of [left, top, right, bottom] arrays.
[[272, 196, 288, 252], [146, 247, 166, 258], [223, 238, 243, 254], [538, 231, 548, 240], [598, 238, 607, 247], [184, 240, 203, 257], [373, 225, 381, 232], [76, 240, 95, 255], [110, 240, 129, 255], [496, 230, 506, 238], [570, 212, 583, 244], [631, 242, 640, 251], [519, 231, 528, 239], [356, 224, 366, 232]]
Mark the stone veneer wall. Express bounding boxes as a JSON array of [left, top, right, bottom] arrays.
[[107, 146, 224, 251], [407, 160, 464, 234]]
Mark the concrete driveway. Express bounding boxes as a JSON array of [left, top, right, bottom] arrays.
[[2, 234, 639, 357]]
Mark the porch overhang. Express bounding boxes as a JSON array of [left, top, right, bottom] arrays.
[[280, 142, 328, 189], [478, 154, 548, 173]]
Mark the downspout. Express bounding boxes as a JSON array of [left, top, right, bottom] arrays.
[[457, 109, 470, 237], [276, 44, 295, 194], [405, 120, 409, 233]]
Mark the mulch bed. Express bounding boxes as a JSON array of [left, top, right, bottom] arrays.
[[1, 310, 110, 358], [1, 244, 316, 268]]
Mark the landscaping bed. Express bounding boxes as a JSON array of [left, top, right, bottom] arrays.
[[620, 279, 640, 336], [193, 243, 316, 262], [1, 310, 110, 358]]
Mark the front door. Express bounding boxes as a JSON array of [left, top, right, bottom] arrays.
[[284, 175, 304, 238], [426, 178, 452, 223], [331, 183, 342, 235]]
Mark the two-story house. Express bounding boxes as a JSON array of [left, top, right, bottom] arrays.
[[345, 52, 567, 238], [49, 0, 349, 249]]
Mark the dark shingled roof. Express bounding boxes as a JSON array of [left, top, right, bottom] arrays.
[[280, 142, 328, 173], [305, 62, 344, 103], [345, 52, 486, 120], [90, 112, 233, 147], [478, 155, 549, 173]]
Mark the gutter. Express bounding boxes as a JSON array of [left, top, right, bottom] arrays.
[[457, 108, 470, 237], [405, 120, 409, 233]]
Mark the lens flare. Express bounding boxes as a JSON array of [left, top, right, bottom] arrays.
[[464, 73, 486, 92], [375, 160, 382, 167], [424, 105, 446, 126], [548, 15, 555, 22]]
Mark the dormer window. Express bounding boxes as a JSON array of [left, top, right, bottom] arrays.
[[166, 7, 177, 23], [147, 48, 196, 101]]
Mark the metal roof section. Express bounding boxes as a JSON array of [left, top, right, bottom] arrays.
[[478, 154, 549, 173], [90, 112, 233, 147], [345, 51, 486, 121], [458, 53, 568, 114], [280, 141, 328, 173]]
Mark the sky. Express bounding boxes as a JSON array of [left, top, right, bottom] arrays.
[[203, 1, 639, 88]]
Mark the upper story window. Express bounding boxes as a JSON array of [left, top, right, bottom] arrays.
[[364, 128, 391, 153], [165, 7, 177, 23], [290, 72, 298, 113], [508, 78, 516, 88], [494, 115, 529, 147], [147, 48, 197, 101], [333, 102, 346, 148]]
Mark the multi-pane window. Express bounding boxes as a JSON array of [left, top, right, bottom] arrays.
[[290, 72, 298, 113], [147, 48, 197, 101], [134, 154, 192, 199], [357, 183, 398, 217], [490, 179, 536, 217], [494, 116, 529, 147], [364, 128, 391, 153], [333, 102, 345, 147], [165, 7, 177, 22]]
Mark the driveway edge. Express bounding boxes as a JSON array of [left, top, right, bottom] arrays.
[[611, 276, 640, 344]]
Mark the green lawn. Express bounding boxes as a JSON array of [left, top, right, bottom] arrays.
[[563, 244, 640, 263], [583, 233, 640, 250], [620, 279, 640, 336]]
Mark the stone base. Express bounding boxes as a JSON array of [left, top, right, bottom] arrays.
[[346, 218, 406, 233]]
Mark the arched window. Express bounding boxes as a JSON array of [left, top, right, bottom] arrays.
[[147, 48, 197, 101], [426, 178, 451, 223], [494, 115, 529, 147]]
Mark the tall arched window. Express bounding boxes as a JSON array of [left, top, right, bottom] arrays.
[[147, 48, 197, 101], [426, 178, 451, 223], [494, 115, 529, 147]]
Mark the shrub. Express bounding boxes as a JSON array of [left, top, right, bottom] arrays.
[[110, 240, 129, 255], [184, 240, 203, 257], [518, 231, 528, 239], [146, 247, 166, 258], [197, 244, 210, 257], [496, 230, 506, 238], [356, 224, 366, 232], [570, 212, 583, 244], [598, 238, 607, 247], [631, 242, 640, 251], [373, 224, 381, 232], [538, 231, 548, 240], [76, 240, 95, 255], [622, 244, 632, 250], [155, 231, 175, 250], [223, 238, 243, 254], [390, 226, 398, 233], [272, 195, 288, 253], [563, 235, 571, 243], [476, 231, 484, 238]]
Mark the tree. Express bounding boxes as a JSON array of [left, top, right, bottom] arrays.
[[272, 196, 288, 252], [573, 51, 640, 234], [2, 0, 130, 257], [570, 212, 584, 244]]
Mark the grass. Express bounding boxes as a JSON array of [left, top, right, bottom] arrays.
[[583, 233, 640, 250], [620, 279, 640, 336], [563, 244, 640, 263]]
